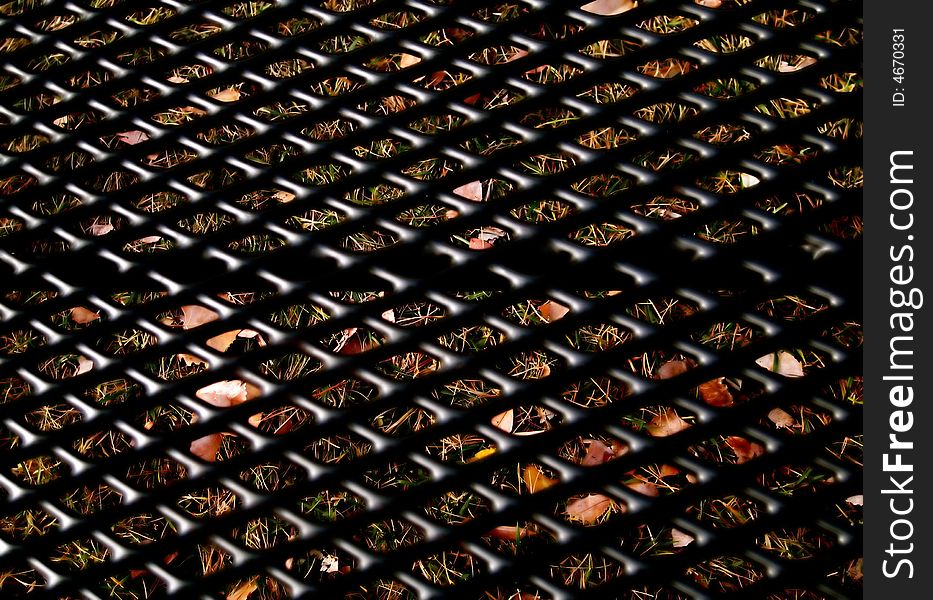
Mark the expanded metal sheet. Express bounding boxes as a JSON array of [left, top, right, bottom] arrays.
[[0, 0, 860, 598]]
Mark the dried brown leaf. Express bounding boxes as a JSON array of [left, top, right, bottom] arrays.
[[181, 305, 220, 330], [523, 464, 557, 493], [565, 494, 616, 524], [581, 0, 637, 15], [646, 409, 690, 437], [657, 359, 690, 379], [273, 190, 296, 203], [206, 330, 240, 352], [487, 525, 531, 540], [399, 53, 422, 68], [725, 435, 764, 464], [70, 306, 100, 324], [699, 377, 734, 407], [469, 238, 493, 250], [581, 439, 619, 466]]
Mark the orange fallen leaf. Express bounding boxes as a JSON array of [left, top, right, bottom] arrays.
[[647, 409, 691, 437], [206, 330, 240, 352], [755, 351, 804, 377], [581, 438, 625, 466], [699, 378, 733, 407], [671, 527, 695, 548], [398, 53, 421, 68], [273, 190, 296, 203], [453, 181, 484, 202], [491, 409, 514, 433], [487, 525, 531, 540], [181, 105, 208, 116], [767, 407, 796, 429], [116, 130, 149, 145], [70, 306, 100, 324], [726, 435, 764, 464], [565, 494, 616, 524], [210, 88, 241, 102], [539, 300, 570, 323], [657, 359, 690, 379], [248, 413, 264, 427], [523, 464, 557, 493], [226, 578, 258, 600], [625, 480, 659, 497], [196, 379, 259, 407], [190, 433, 223, 462], [469, 238, 493, 250], [581, 0, 637, 15], [181, 305, 220, 329], [694, 0, 722, 7]]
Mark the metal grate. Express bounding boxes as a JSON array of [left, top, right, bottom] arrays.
[[0, 0, 861, 598]]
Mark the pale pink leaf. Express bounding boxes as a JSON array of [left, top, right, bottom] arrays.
[[398, 53, 422, 68], [70, 306, 100, 324], [740, 173, 761, 188], [209, 88, 241, 102], [76, 356, 94, 375], [778, 56, 817, 73], [491, 409, 514, 433], [768, 407, 796, 429], [694, 0, 722, 7], [647, 409, 691, 437], [487, 525, 531, 540], [181, 305, 220, 330], [565, 494, 616, 524], [167, 75, 189, 84], [625, 480, 659, 497], [206, 330, 241, 352], [657, 359, 690, 379], [196, 380, 248, 408], [846, 495, 863, 506], [469, 238, 493, 250], [755, 351, 804, 377], [273, 190, 296, 203], [581, 439, 616, 466], [453, 181, 484, 202], [190, 433, 223, 462], [116, 130, 149, 145], [581, 0, 637, 15], [671, 528, 695, 548], [136, 235, 163, 244], [177, 353, 208, 367], [87, 222, 114, 236]]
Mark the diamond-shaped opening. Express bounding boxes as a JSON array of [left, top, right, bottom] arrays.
[[694, 33, 756, 54], [347, 579, 415, 600], [569, 222, 636, 247], [758, 525, 836, 560], [97, 568, 166, 597], [259, 353, 323, 382], [480, 519, 557, 556], [623, 463, 697, 497], [319, 327, 384, 354], [431, 378, 502, 408], [438, 324, 506, 353], [564, 322, 634, 352], [560, 492, 626, 527], [561, 375, 629, 408], [413, 548, 485, 587], [423, 489, 492, 525], [356, 93, 417, 116], [576, 81, 639, 104], [177, 485, 241, 520], [162, 541, 233, 579], [490, 405, 561, 437], [290, 547, 356, 582], [341, 228, 400, 252], [376, 351, 441, 381], [305, 432, 373, 465], [246, 402, 313, 435], [629, 523, 697, 556], [549, 551, 625, 589], [500, 349, 561, 380], [625, 404, 697, 438], [11, 454, 68, 486], [691, 320, 762, 351], [111, 512, 176, 547], [363, 460, 431, 492], [22, 401, 82, 431], [686, 555, 765, 593], [309, 377, 379, 409], [685, 493, 763, 529], [626, 348, 700, 380], [759, 462, 837, 497], [490, 461, 561, 497], [73, 428, 135, 459], [690, 434, 767, 465], [232, 513, 299, 551], [425, 433, 496, 464], [299, 488, 366, 524], [761, 403, 833, 436], [370, 404, 436, 436], [637, 15, 699, 34], [558, 434, 629, 466], [0, 561, 45, 594], [359, 517, 425, 554], [124, 456, 188, 490], [634, 101, 699, 125], [382, 300, 447, 327], [0, 506, 59, 541], [50, 537, 111, 572], [239, 459, 305, 492], [267, 302, 331, 329], [451, 224, 511, 250]]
